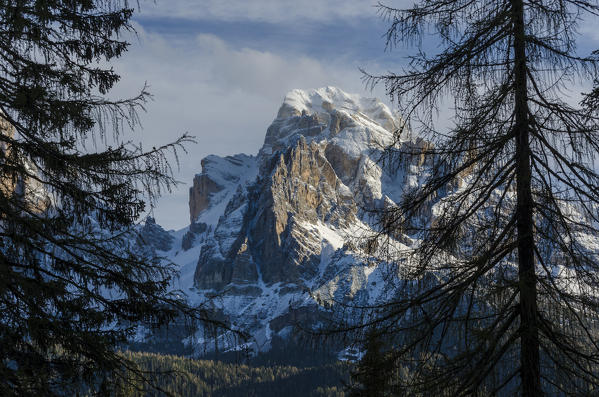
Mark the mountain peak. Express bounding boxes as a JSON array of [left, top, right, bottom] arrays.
[[262, 87, 404, 161], [277, 86, 399, 132], [166, 87, 429, 354]]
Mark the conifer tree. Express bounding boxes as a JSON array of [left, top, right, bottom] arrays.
[[0, 1, 223, 395], [348, 330, 396, 397], [352, 0, 599, 395]]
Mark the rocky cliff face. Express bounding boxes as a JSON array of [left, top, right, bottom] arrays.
[[137, 217, 174, 252], [0, 116, 49, 213], [188, 154, 257, 224], [161, 87, 444, 353]]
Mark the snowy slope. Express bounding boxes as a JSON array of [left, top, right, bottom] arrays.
[[155, 87, 434, 354], [131, 86, 599, 364]]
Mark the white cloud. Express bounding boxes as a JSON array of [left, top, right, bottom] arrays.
[[193, 34, 370, 98], [579, 18, 599, 44], [110, 27, 389, 229]]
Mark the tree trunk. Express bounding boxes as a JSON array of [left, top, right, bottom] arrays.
[[511, 0, 542, 395]]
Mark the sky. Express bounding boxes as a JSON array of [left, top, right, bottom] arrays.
[[112, 0, 599, 230]]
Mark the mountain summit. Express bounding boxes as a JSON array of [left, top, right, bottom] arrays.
[[160, 87, 437, 353]]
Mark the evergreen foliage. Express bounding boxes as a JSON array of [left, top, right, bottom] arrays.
[[347, 330, 398, 397], [338, 0, 599, 395], [0, 1, 226, 395], [116, 351, 349, 397]]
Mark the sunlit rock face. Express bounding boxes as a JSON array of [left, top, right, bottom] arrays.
[[0, 117, 17, 199], [0, 116, 49, 214], [189, 154, 256, 224], [245, 135, 357, 285], [162, 87, 450, 353], [191, 86, 403, 290]]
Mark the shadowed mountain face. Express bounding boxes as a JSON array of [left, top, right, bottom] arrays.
[[157, 87, 442, 353]]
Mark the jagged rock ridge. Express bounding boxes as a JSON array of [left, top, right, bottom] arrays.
[[162, 87, 441, 353]]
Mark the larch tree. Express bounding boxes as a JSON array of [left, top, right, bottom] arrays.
[[349, 0, 599, 395], [0, 1, 224, 396]]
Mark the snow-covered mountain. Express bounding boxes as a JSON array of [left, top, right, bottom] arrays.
[[151, 87, 440, 353]]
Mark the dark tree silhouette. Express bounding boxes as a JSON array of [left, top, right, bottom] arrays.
[[348, 329, 398, 397], [347, 0, 599, 395], [0, 2, 225, 396]]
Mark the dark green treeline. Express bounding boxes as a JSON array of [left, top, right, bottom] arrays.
[[119, 351, 349, 397]]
